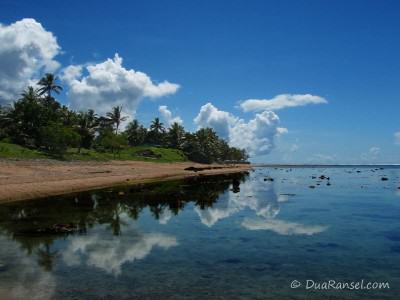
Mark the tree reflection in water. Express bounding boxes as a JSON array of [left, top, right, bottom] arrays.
[[0, 172, 248, 272]]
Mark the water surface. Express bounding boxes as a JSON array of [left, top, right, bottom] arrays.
[[0, 167, 400, 299]]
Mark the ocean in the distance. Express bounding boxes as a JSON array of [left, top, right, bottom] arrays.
[[0, 166, 399, 300]]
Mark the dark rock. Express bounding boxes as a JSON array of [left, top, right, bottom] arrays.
[[309, 185, 316, 189], [381, 177, 389, 181]]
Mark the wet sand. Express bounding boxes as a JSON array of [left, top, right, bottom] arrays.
[[0, 160, 251, 203]]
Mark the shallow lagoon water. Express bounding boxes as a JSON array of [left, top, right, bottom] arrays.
[[0, 166, 400, 300]]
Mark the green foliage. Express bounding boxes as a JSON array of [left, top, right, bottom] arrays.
[[0, 74, 249, 163], [167, 122, 185, 149], [147, 117, 166, 145], [0, 142, 48, 159], [125, 119, 147, 146], [37, 73, 63, 98], [75, 109, 99, 151], [106, 105, 128, 134], [95, 130, 128, 158], [63, 146, 186, 162], [40, 123, 80, 156]]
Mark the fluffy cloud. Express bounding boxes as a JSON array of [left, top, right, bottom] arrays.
[[0, 18, 61, 103], [194, 102, 286, 156], [395, 132, 400, 145], [158, 105, 183, 127], [61, 54, 180, 115], [194, 103, 237, 139], [240, 94, 327, 112]]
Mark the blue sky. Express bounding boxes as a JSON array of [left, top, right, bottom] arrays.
[[1, 0, 399, 163]]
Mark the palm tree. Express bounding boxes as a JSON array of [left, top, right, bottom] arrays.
[[148, 117, 166, 145], [60, 106, 78, 126], [37, 73, 63, 98], [167, 122, 185, 149], [76, 109, 99, 152], [21, 86, 39, 102], [150, 117, 165, 134], [125, 119, 147, 146], [106, 106, 128, 134]]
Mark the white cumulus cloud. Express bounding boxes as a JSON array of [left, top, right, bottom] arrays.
[[193, 102, 237, 139], [194, 102, 286, 156], [61, 53, 180, 115], [240, 94, 327, 112], [158, 105, 183, 127], [0, 18, 61, 103]]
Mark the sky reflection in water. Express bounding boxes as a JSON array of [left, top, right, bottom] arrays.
[[0, 167, 400, 299]]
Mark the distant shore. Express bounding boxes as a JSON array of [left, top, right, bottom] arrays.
[[0, 160, 251, 203]]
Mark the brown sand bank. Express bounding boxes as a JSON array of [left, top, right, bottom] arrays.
[[0, 160, 251, 203]]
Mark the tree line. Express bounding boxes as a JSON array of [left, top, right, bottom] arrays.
[[0, 73, 249, 163]]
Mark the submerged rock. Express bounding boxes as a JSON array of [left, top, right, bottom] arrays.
[[381, 177, 389, 181]]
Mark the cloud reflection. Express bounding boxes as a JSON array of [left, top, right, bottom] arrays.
[[0, 236, 56, 300], [194, 175, 328, 236], [63, 216, 178, 275], [195, 179, 279, 227], [242, 218, 328, 235]]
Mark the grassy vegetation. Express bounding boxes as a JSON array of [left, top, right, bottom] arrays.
[[0, 142, 48, 159], [0, 142, 187, 163]]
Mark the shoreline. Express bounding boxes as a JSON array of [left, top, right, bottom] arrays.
[[0, 159, 251, 203]]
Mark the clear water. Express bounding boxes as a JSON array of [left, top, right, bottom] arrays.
[[0, 167, 400, 300]]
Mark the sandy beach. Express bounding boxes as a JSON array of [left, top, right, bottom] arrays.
[[0, 160, 251, 203]]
